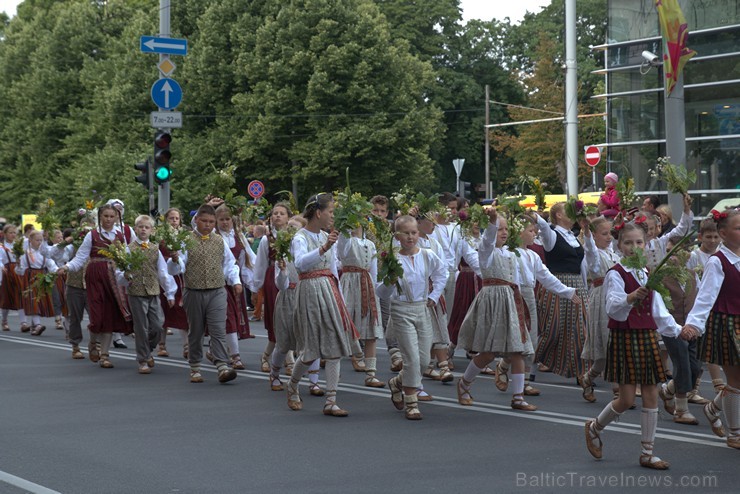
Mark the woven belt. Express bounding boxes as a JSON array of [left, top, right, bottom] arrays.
[[342, 266, 379, 325], [288, 282, 297, 289], [459, 266, 474, 273], [298, 269, 359, 338], [592, 277, 605, 288], [482, 278, 530, 343]]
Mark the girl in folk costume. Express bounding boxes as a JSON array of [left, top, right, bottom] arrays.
[[416, 213, 459, 385], [383, 216, 448, 420], [288, 193, 355, 416], [48, 230, 68, 331], [116, 215, 177, 374], [456, 210, 539, 412], [215, 205, 255, 370], [533, 203, 589, 378], [17, 230, 59, 335], [682, 209, 740, 450], [686, 219, 726, 395], [0, 224, 29, 331], [337, 224, 385, 388], [579, 217, 621, 402], [269, 216, 320, 393], [58, 204, 133, 368], [108, 198, 134, 349], [157, 208, 190, 359], [496, 215, 581, 397], [584, 222, 687, 470], [166, 204, 241, 384], [253, 202, 294, 374]]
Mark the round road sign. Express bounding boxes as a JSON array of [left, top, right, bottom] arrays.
[[248, 180, 265, 199], [584, 146, 601, 167]]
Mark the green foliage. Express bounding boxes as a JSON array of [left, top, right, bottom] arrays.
[[26, 271, 58, 297], [456, 204, 490, 244], [651, 157, 697, 195], [274, 226, 297, 263]]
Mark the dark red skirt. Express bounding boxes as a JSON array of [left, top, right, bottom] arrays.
[[55, 272, 68, 317], [85, 259, 132, 334], [262, 263, 278, 342], [447, 270, 481, 345], [226, 284, 252, 339], [22, 268, 55, 317], [161, 274, 188, 330], [0, 262, 23, 310]]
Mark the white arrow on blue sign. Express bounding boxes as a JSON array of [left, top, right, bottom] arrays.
[[151, 78, 183, 110], [140, 36, 188, 56]]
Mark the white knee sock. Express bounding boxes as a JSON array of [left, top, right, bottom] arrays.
[[594, 402, 622, 431], [270, 348, 288, 375], [463, 361, 484, 383], [18, 309, 27, 323], [511, 373, 525, 397], [2, 309, 8, 322], [226, 333, 239, 356], [264, 340, 275, 356], [324, 359, 341, 405], [640, 408, 659, 455], [290, 359, 310, 385], [32, 315, 41, 325], [308, 359, 321, 384], [365, 357, 377, 376], [722, 386, 739, 439]]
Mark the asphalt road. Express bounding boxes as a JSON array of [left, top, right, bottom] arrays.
[[1, 313, 737, 494]]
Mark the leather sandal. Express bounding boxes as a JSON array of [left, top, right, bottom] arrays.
[[703, 403, 726, 438], [658, 384, 675, 415], [673, 410, 699, 425], [217, 368, 237, 383], [138, 364, 152, 374], [323, 403, 349, 417], [287, 382, 303, 411], [511, 397, 537, 411], [351, 356, 366, 372], [309, 383, 325, 396], [270, 376, 284, 391], [232, 356, 245, 370], [260, 353, 270, 373], [580, 374, 596, 403], [481, 366, 496, 376], [364, 376, 386, 388], [157, 344, 169, 357], [457, 378, 474, 406], [99, 355, 114, 369], [388, 376, 404, 410], [639, 454, 670, 470], [584, 420, 603, 459], [190, 370, 204, 383], [71, 346, 84, 360], [524, 383, 541, 396], [494, 362, 509, 392], [20, 323, 31, 333], [55, 317, 63, 330], [1, 321, 9, 331], [30, 325, 46, 336], [88, 342, 100, 363], [390, 356, 403, 372]]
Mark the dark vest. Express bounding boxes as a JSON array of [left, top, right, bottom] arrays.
[[607, 264, 657, 330], [544, 226, 583, 274], [712, 251, 740, 315]]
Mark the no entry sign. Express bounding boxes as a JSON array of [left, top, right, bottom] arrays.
[[584, 146, 601, 167]]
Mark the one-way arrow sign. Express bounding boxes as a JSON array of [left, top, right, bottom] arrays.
[[140, 36, 188, 56], [151, 78, 182, 110]]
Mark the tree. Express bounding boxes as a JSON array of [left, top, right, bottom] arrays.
[[232, 0, 444, 197]]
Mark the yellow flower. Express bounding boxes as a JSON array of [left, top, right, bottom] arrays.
[[533, 179, 541, 188], [47, 198, 55, 207], [85, 200, 95, 210]]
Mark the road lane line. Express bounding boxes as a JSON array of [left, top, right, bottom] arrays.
[[0, 471, 62, 494], [1, 335, 728, 449]]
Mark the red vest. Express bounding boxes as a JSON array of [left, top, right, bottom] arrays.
[[607, 264, 657, 330], [712, 251, 740, 315]]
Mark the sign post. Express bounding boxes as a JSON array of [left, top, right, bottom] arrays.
[[453, 158, 465, 197]]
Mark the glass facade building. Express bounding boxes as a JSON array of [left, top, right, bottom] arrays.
[[595, 0, 740, 215]]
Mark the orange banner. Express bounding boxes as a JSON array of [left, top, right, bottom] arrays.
[[655, 0, 696, 95]]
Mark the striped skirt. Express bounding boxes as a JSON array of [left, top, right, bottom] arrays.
[[0, 262, 23, 310], [54, 272, 68, 317], [447, 269, 481, 345], [225, 284, 252, 339], [534, 272, 588, 378], [605, 328, 665, 385], [700, 311, 739, 366], [22, 268, 55, 317]]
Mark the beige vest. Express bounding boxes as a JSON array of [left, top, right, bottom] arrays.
[[66, 261, 87, 289], [184, 232, 225, 290], [127, 244, 161, 297]]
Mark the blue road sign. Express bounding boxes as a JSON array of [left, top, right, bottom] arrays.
[[140, 36, 188, 56], [151, 78, 183, 110]]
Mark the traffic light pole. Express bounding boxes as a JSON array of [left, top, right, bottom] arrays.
[[157, 0, 171, 215]]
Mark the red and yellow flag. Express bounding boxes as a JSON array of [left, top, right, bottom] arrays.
[[655, 0, 696, 95]]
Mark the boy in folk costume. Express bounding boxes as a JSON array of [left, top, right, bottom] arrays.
[[370, 194, 403, 372], [682, 209, 740, 450], [584, 222, 689, 470], [0, 224, 29, 331], [117, 215, 177, 374], [16, 231, 59, 335], [383, 215, 448, 420], [288, 193, 355, 416], [167, 204, 241, 384]]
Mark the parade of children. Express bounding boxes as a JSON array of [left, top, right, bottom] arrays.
[[2, 181, 738, 475]]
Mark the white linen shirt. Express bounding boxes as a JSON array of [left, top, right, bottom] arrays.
[[376, 248, 447, 303], [685, 245, 740, 334]]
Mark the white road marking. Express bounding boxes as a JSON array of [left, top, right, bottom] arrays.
[[0, 470, 62, 494], [0, 334, 728, 449]]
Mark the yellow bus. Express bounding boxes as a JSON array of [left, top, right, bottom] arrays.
[[516, 191, 603, 210]]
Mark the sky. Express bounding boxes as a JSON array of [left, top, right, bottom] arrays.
[[1, 0, 551, 23]]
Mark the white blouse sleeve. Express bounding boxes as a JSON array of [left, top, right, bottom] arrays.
[[534, 254, 575, 299], [251, 239, 270, 290], [427, 250, 449, 303], [652, 292, 681, 338], [685, 256, 725, 334], [157, 252, 177, 300], [65, 232, 93, 272], [583, 235, 600, 276], [536, 215, 556, 251]]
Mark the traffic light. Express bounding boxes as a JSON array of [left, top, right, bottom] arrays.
[[461, 181, 473, 199], [153, 131, 172, 184], [134, 159, 151, 190]]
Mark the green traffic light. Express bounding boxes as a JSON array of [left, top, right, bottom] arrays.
[[155, 166, 171, 182]]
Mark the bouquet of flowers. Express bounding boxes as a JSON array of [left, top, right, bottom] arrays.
[[67, 226, 92, 251], [36, 198, 61, 233], [521, 176, 549, 211], [505, 214, 528, 256], [98, 240, 147, 273], [377, 234, 404, 295], [495, 194, 526, 216], [154, 220, 194, 254], [333, 168, 373, 235], [615, 177, 637, 210], [412, 192, 447, 222], [564, 196, 597, 223], [273, 227, 297, 263], [620, 230, 695, 310], [390, 185, 416, 216], [650, 156, 696, 195], [208, 163, 252, 217], [276, 190, 301, 215], [457, 203, 491, 244], [26, 272, 58, 297], [243, 198, 271, 224], [12, 236, 24, 259]]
